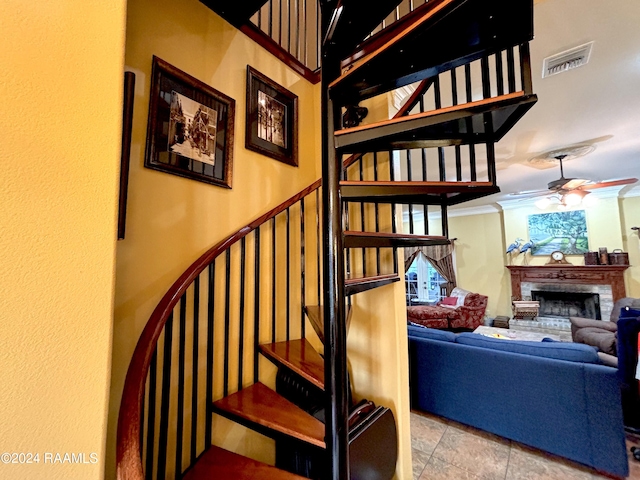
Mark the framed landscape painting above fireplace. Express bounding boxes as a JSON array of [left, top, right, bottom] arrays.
[[528, 210, 589, 255]]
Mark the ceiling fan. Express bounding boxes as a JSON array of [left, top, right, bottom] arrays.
[[510, 154, 638, 208]]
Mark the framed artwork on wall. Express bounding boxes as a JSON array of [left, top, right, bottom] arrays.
[[527, 210, 589, 255], [245, 66, 298, 166], [144, 56, 235, 188]]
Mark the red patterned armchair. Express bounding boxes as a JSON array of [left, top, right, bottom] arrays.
[[407, 288, 488, 330]]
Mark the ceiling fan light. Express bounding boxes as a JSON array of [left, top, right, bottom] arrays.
[[563, 191, 586, 206], [535, 197, 552, 209]]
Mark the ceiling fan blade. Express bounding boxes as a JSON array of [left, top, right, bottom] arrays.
[[581, 178, 639, 190], [509, 189, 551, 197], [561, 178, 590, 190]]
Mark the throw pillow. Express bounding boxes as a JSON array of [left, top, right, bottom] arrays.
[[441, 297, 457, 306], [620, 307, 640, 319]]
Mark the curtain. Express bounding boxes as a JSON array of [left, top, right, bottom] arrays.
[[403, 242, 457, 295]]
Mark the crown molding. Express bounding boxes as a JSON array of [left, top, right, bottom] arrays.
[[402, 204, 501, 222]]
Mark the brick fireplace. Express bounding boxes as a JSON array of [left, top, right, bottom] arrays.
[[506, 265, 629, 337]]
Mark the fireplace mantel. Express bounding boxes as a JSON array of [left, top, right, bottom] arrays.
[[507, 265, 629, 303]]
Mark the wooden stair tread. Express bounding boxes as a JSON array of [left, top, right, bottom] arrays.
[[344, 230, 450, 248], [211, 382, 325, 448], [259, 339, 325, 390], [340, 180, 500, 204], [326, 0, 404, 58], [182, 444, 306, 480], [305, 306, 353, 345], [345, 273, 400, 296], [334, 91, 538, 153], [330, 0, 534, 102]]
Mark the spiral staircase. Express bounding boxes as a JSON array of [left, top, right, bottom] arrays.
[[116, 0, 536, 478]]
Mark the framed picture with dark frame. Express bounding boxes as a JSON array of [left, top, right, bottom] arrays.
[[246, 66, 298, 166], [144, 56, 235, 188]]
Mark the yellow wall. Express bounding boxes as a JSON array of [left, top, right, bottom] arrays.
[[449, 212, 511, 317], [446, 195, 640, 317], [107, 0, 322, 476], [0, 1, 126, 479], [621, 196, 640, 297]]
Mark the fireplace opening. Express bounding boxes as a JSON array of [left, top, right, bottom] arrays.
[[531, 291, 601, 320]]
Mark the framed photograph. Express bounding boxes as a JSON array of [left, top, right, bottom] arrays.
[[145, 56, 235, 188], [527, 210, 589, 255], [246, 66, 298, 166]]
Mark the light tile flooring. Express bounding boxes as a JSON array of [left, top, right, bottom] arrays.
[[411, 410, 640, 480]]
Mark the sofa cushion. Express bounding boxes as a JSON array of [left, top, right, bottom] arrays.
[[455, 332, 600, 363], [441, 296, 457, 306], [573, 327, 617, 355], [407, 324, 456, 342]]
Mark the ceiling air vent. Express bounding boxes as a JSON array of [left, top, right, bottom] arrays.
[[542, 42, 594, 78]]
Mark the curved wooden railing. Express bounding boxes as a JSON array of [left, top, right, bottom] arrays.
[[117, 180, 323, 480]]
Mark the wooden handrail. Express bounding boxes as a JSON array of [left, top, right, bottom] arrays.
[[116, 180, 321, 480], [116, 69, 430, 480]]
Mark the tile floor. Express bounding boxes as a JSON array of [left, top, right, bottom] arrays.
[[411, 410, 640, 480]]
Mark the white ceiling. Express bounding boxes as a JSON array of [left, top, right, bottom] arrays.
[[456, 0, 640, 209]]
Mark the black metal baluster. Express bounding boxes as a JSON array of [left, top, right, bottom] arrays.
[[496, 51, 505, 96], [359, 160, 366, 276], [465, 64, 477, 181], [238, 237, 246, 392], [271, 217, 277, 343], [278, 0, 283, 45], [373, 152, 381, 275], [389, 150, 398, 272], [156, 313, 173, 480], [316, 188, 321, 304], [205, 262, 215, 448], [140, 381, 146, 458], [507, 47, 516, 93], [144, 350, 157, 480], [287, 0, 291, 52], [175, 296, 187, 476], [407, 149, 414, 234], [254, 229, 261, 384], [190, 276, 200, 465], [286, 208, 291, 341], [419, 95, 429, 231], [441, 204, 449, 238], [300, 199, 306, 336], [451, 69, 462, 181], [434, 76, 446, 182], [519, 43, 533, 94], [487, 141, 497, 185], [295, 0, 300, 59], [224, 250, 231, 398], [481, 56, 491, 99], [303, 0, 307, 65]]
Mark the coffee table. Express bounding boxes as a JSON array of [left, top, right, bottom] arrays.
[[473, 325, 561, 342]]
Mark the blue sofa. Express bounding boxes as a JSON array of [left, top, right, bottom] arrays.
[[408, 325, 629, 478]]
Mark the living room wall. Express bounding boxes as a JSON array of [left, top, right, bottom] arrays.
[[445, 193, 640, 317], [108, 0, 412, 478]]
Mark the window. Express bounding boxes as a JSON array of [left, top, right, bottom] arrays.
[[405, 253, 446, 305]]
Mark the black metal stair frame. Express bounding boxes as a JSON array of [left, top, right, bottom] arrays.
[[117, 1, 537, 479]]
